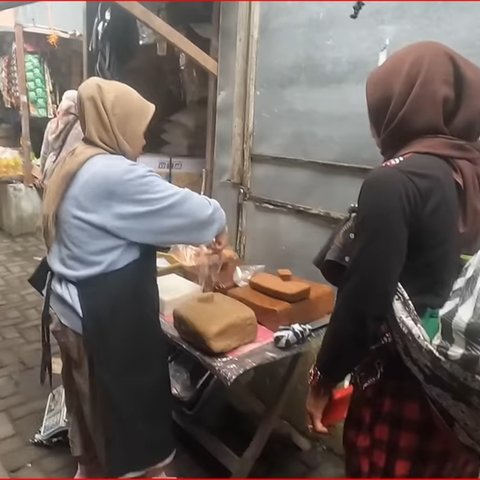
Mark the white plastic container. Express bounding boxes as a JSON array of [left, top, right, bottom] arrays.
[[157, 274, 202, 316]]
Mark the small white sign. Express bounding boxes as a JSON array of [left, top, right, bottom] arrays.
[[138, 154, 204, 174]]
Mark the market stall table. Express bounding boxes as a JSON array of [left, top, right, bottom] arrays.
[[161, 316, 329, 477]]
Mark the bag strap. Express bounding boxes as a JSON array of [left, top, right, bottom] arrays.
[[40, 272, 53, 391]]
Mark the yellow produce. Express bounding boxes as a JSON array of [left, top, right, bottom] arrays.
[[0, 148, 24, 179]]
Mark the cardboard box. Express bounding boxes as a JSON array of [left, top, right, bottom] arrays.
[[138, 154, 204, 193]]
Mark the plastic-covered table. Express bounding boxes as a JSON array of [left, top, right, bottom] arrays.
[[161, 316, 328, 477]]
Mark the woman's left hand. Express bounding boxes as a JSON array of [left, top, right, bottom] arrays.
[[31, 165, 44, 188]]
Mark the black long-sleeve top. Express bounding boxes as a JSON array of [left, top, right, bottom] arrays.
[[316, 154, 461, 384]]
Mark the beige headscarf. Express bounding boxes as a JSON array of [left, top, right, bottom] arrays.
[[50, 90, 78, 135], [43, 77, 155, 249], [41, 90, 83, 182]]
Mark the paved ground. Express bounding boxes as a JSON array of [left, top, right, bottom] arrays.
[[0, 231, 345, 478]]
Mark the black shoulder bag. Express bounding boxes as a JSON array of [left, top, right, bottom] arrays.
[[313, 204, 358, 287]]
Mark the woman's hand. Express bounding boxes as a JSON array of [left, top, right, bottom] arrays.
[[306, 383, 332, 434], [210, 228, 229, 252], [31, 165, 44, 189]]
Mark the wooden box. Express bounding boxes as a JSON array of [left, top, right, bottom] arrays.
[[228, 279, 335, 332]]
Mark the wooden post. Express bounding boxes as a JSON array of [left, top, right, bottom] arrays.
[[204, 3, 220, 197], [241, 2, 260, 192], [116, 1, 218, 76], [232, 2, 260, 259], [14, 23, 33, 185], [230, 3, 250, 185], [82, 2, 88, 80]]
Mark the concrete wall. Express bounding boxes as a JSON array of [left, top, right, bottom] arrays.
[[214, 2, 480, 278]]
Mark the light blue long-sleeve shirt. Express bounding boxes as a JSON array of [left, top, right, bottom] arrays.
[[48, 154, 226, 333]]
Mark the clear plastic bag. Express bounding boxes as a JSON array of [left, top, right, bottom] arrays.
[[234, 265, 266, 287], [169, 245, 240, 292], [168, 360, 194, 402], [136, 4, 166, 47], [169, 244, 222, 291], [0, 147, 23, 178]]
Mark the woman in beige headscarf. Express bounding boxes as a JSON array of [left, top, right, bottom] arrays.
[[39, 90, 83, 184], [35, 77, 227, 477]]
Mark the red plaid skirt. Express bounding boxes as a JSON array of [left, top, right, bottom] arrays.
[[344, 361, 480, 478]]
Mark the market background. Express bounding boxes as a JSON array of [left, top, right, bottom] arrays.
[[0, 1, 347, 476], [1, 1, 478, 477]]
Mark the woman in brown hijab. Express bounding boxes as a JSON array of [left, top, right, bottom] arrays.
[[306, 42, 480, 477]]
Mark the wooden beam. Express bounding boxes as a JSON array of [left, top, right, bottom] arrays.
[[14, 23, 33, 186], [115, 1, 218, 76], [241, 1, 260, 191]]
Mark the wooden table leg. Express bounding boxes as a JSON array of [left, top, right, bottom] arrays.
[[231, 354, 302, 478], [172, 354, 303, 478], [173, 410, 240, 473]]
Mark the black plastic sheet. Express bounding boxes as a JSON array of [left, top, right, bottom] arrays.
[[161, 317, 328, 386]]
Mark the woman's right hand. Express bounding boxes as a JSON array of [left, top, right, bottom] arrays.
[[211, 227, 229, 252]]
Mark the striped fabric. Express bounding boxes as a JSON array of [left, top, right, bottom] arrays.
[[434, 252, 480, 373], [390, 253, 480, 455], [273, 323, 312, 349]]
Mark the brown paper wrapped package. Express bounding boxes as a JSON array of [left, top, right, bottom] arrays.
[[228, 279, 335, 332], [173, 293, 257, 354], [249, 272, 311, 302]]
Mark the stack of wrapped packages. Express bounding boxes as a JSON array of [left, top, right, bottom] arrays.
[[160, 245, 341, 443], [159, 245, 335, 355], [229, 269, 335, 332], [158, 245, 257, 355]]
